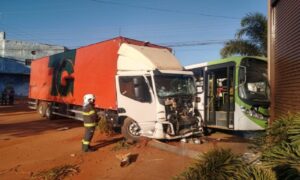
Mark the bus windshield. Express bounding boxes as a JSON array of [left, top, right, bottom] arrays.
[[239, 58, 269, 106], [154, 75, 196, 98]]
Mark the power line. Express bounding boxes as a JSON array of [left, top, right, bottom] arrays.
[[91, 0, 240, 20], [159, 40, 227, 47]]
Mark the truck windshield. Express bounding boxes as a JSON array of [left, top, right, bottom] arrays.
[[239, 58, 269, 106], [154, 75, 196, 98]]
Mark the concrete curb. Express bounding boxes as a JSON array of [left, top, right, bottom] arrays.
[[148, 140, 201, 159]]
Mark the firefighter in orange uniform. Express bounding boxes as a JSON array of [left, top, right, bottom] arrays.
[[82, 94, 99, 152]]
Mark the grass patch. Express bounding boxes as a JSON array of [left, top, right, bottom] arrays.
[[31, 164, 79, 180]]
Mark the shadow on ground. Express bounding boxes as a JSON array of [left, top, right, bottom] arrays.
[[0, 118, 82, 138]]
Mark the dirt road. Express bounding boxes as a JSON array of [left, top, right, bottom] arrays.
[[0, 101, 251, 180]]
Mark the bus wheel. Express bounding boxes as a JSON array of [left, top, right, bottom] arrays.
[[45, 104, 55, 120], [121, 118, 141, 143], [37, 101, 47, 117]]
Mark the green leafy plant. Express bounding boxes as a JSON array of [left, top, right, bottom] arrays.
[[287, 114, 300, 146], [176, 148, 274, 180], [259, 113, 300, 179], [244, 166, 276, 180]]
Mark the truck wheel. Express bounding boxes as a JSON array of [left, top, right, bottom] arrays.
[[121, 118, 141, 143], [37, 101, 47, 117], [45, 105, 55, 120]]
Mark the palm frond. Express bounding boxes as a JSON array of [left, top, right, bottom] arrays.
[[262, 142, 300, 167], [177, 148, 248, 180], [287, 114, 300, 145], [220, 39, 262, 58], [220, 12, 267, 57], [236, 12, 267, 45], [245, 166, 276, 180]]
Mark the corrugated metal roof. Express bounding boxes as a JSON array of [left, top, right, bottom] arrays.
[[0, 57, 30, 75]]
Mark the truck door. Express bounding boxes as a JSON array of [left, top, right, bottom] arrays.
[[205, 64, 235, 129], [116, 75, 157, 136]]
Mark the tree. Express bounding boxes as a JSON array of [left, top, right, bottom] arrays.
[[220, 12, 267, 58]]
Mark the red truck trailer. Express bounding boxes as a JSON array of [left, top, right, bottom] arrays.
[[29, 37, 202, 141]]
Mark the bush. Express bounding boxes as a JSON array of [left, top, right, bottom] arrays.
[[260, 113, 300, 179], [176, 148, 275, 180], [177, 113, 300, 180], [244, 166, 276, 180]]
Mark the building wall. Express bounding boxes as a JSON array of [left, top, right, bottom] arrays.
[[0, 32, 66, 63], [269, 0, 300, 120]]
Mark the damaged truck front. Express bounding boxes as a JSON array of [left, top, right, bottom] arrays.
[[29, 37, 202, 142]]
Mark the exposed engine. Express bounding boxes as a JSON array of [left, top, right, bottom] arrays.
[[163, 96, 199, 135]]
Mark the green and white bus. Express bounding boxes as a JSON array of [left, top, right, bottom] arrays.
[[186, 56, 269, 131]]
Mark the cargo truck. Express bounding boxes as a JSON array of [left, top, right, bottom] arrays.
[[28, 37, 201, 141]]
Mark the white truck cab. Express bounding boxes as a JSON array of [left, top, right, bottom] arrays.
[[116, 43, 202, 141]]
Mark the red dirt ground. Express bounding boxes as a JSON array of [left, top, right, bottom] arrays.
[[0, 101, 251, 180]]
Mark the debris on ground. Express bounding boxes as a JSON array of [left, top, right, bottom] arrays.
[[70, 154, 76, 157], [180, 138, 187, 143], [31, 164, 80, 180], [242, 152, 262, 165], [56, 127, 69, 131], [115, 153, 138, 167]]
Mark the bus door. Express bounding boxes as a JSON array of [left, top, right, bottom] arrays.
[[205, 63, 235, 129]]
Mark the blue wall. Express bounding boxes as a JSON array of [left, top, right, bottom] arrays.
[[0, 74, 29, 96], [0, 58, 30, 97]]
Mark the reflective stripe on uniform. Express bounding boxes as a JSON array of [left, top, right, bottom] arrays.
[[82, 110, 95, 116], [84, 123, 96, 127], [82, 139, 90, 145]]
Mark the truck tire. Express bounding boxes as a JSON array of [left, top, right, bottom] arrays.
[[37, 101, 47, 117], [45, 104, 55, 120], [121, 118, 141, 143]]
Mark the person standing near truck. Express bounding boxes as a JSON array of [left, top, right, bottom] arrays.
[[1, 89, 8, 106], [8, 88, 15, 105], [82, 94, 99, 152]]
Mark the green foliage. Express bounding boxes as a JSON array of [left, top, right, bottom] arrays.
[[220, 40, 262, 58], [31, 164, 79, 180], [176, 148, 275, 180], [259, 113, 300, 179], [262, 142, 300, 167], [287, 114, 300, 146], [220, 12, 267, 58], [177, 114, 300, 180], [244, 166, 276, 180], [251, 113, 299, 151], [266, 114, 295, 147]]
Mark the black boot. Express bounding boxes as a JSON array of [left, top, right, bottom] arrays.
[[82, 144, 89, 152]]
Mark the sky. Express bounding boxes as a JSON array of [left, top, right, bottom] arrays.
[[0, 0, 267, 66]]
